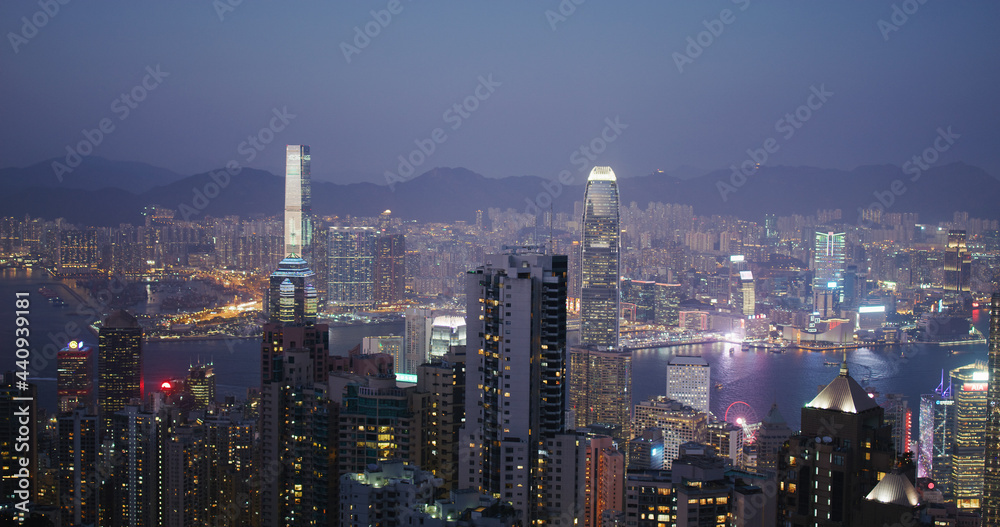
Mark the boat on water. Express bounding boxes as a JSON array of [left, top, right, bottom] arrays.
[[729, 347, 735, 355], [38, 287, 58, 299], [824, 361, 840, 366], [715, 383, 723, 390]]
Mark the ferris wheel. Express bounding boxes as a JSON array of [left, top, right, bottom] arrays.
[[724, 400, 761, 445]]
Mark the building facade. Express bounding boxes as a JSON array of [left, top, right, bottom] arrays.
[[581, 166, 621, 350]]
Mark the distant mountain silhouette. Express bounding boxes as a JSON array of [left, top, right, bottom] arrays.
[[0, 156, 184, 194], [0, 159, 995, 226]]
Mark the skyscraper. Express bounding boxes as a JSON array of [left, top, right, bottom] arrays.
[[459, 249, 568, 522], [569, 346, 632, 441], [58, 409, 99, 526], [261, 157, 335, 523], [374, 233, 406, 304], [57, 340, 94, 413], [918, 391, 954, 491], [666, 355, 711, 415], [327, 226, 376, 309], [428, 315, 467, 360], [950, 361, 988, 510], [812, 230, 846, 312], [403, 307, 435, 376], [185, 361, 216, 409], [581, 166, 621, 350], [778, 360, 896, 524], [98, 310, 143, 438], [943, 230, 971, 292], [283, 145, 312, 259], [984, 293, 1000, 524]]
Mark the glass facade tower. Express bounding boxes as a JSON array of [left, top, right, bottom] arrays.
[[581, 166, 621, 350], [284, 145, 312, 259]]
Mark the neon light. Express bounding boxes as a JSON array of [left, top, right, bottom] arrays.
[[161, 381, 172, 390], [858, 306, 885, 313]]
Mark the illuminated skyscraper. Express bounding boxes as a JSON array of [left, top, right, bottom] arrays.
[[666, 355, 711, 415], [185, 362, 216, 409], [98, 310, 143, 439], [57, 340, 94, 413], [262, 166, 332, 522], [374, 233, 406, 304], [949, 362, 988, 510], [327, 226, 376, 309], [581, 166, 621, 349], [58, 409, 99, 526], [403, 307, 435, 376], [918, 390, 953, 492], [812, 230, 846, 310], [943, 230, 971, 292], [459, 249, 570, 522], [984, 293, 1000, 524], [283, 145, 312, 259], [570, 346, 632, 441]]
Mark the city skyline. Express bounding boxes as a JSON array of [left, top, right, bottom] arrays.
[[3, 3, 1000, 524]]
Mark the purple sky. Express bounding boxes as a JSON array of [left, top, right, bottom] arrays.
[[2, 1, 998, 184]]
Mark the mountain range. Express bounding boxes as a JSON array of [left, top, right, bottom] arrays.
[[1, 157, 996, 227]]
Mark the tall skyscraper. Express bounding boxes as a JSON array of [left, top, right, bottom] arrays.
[[950, 361, 988, 510], [107, 405, 160, 527], [460, 249, 568, 522], [918, 390, 954, 491], [581, 166, 621, 350], [283, 145, 312, 259], [374, 233, 406, 304], [569, 346, 632, 441], [327, 226, 376, 309], [984, 293, 1000, 524], [666, 355, 711, 415], [943, 230, 971, 292], [58, 409, 99, 526], [98, 310, 143, 438], [812, 230, 846, 311], [57, 340, 94, 413], [261, 159, 335, 523]]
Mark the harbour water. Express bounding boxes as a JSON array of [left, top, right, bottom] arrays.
[[1, 269, 989, 432]]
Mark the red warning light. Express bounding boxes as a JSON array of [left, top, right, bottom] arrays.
[[161, 381, 172, 390], [927, 482, 935, 489]]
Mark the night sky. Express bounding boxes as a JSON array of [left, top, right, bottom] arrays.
[[2, 1, 998, 184]]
